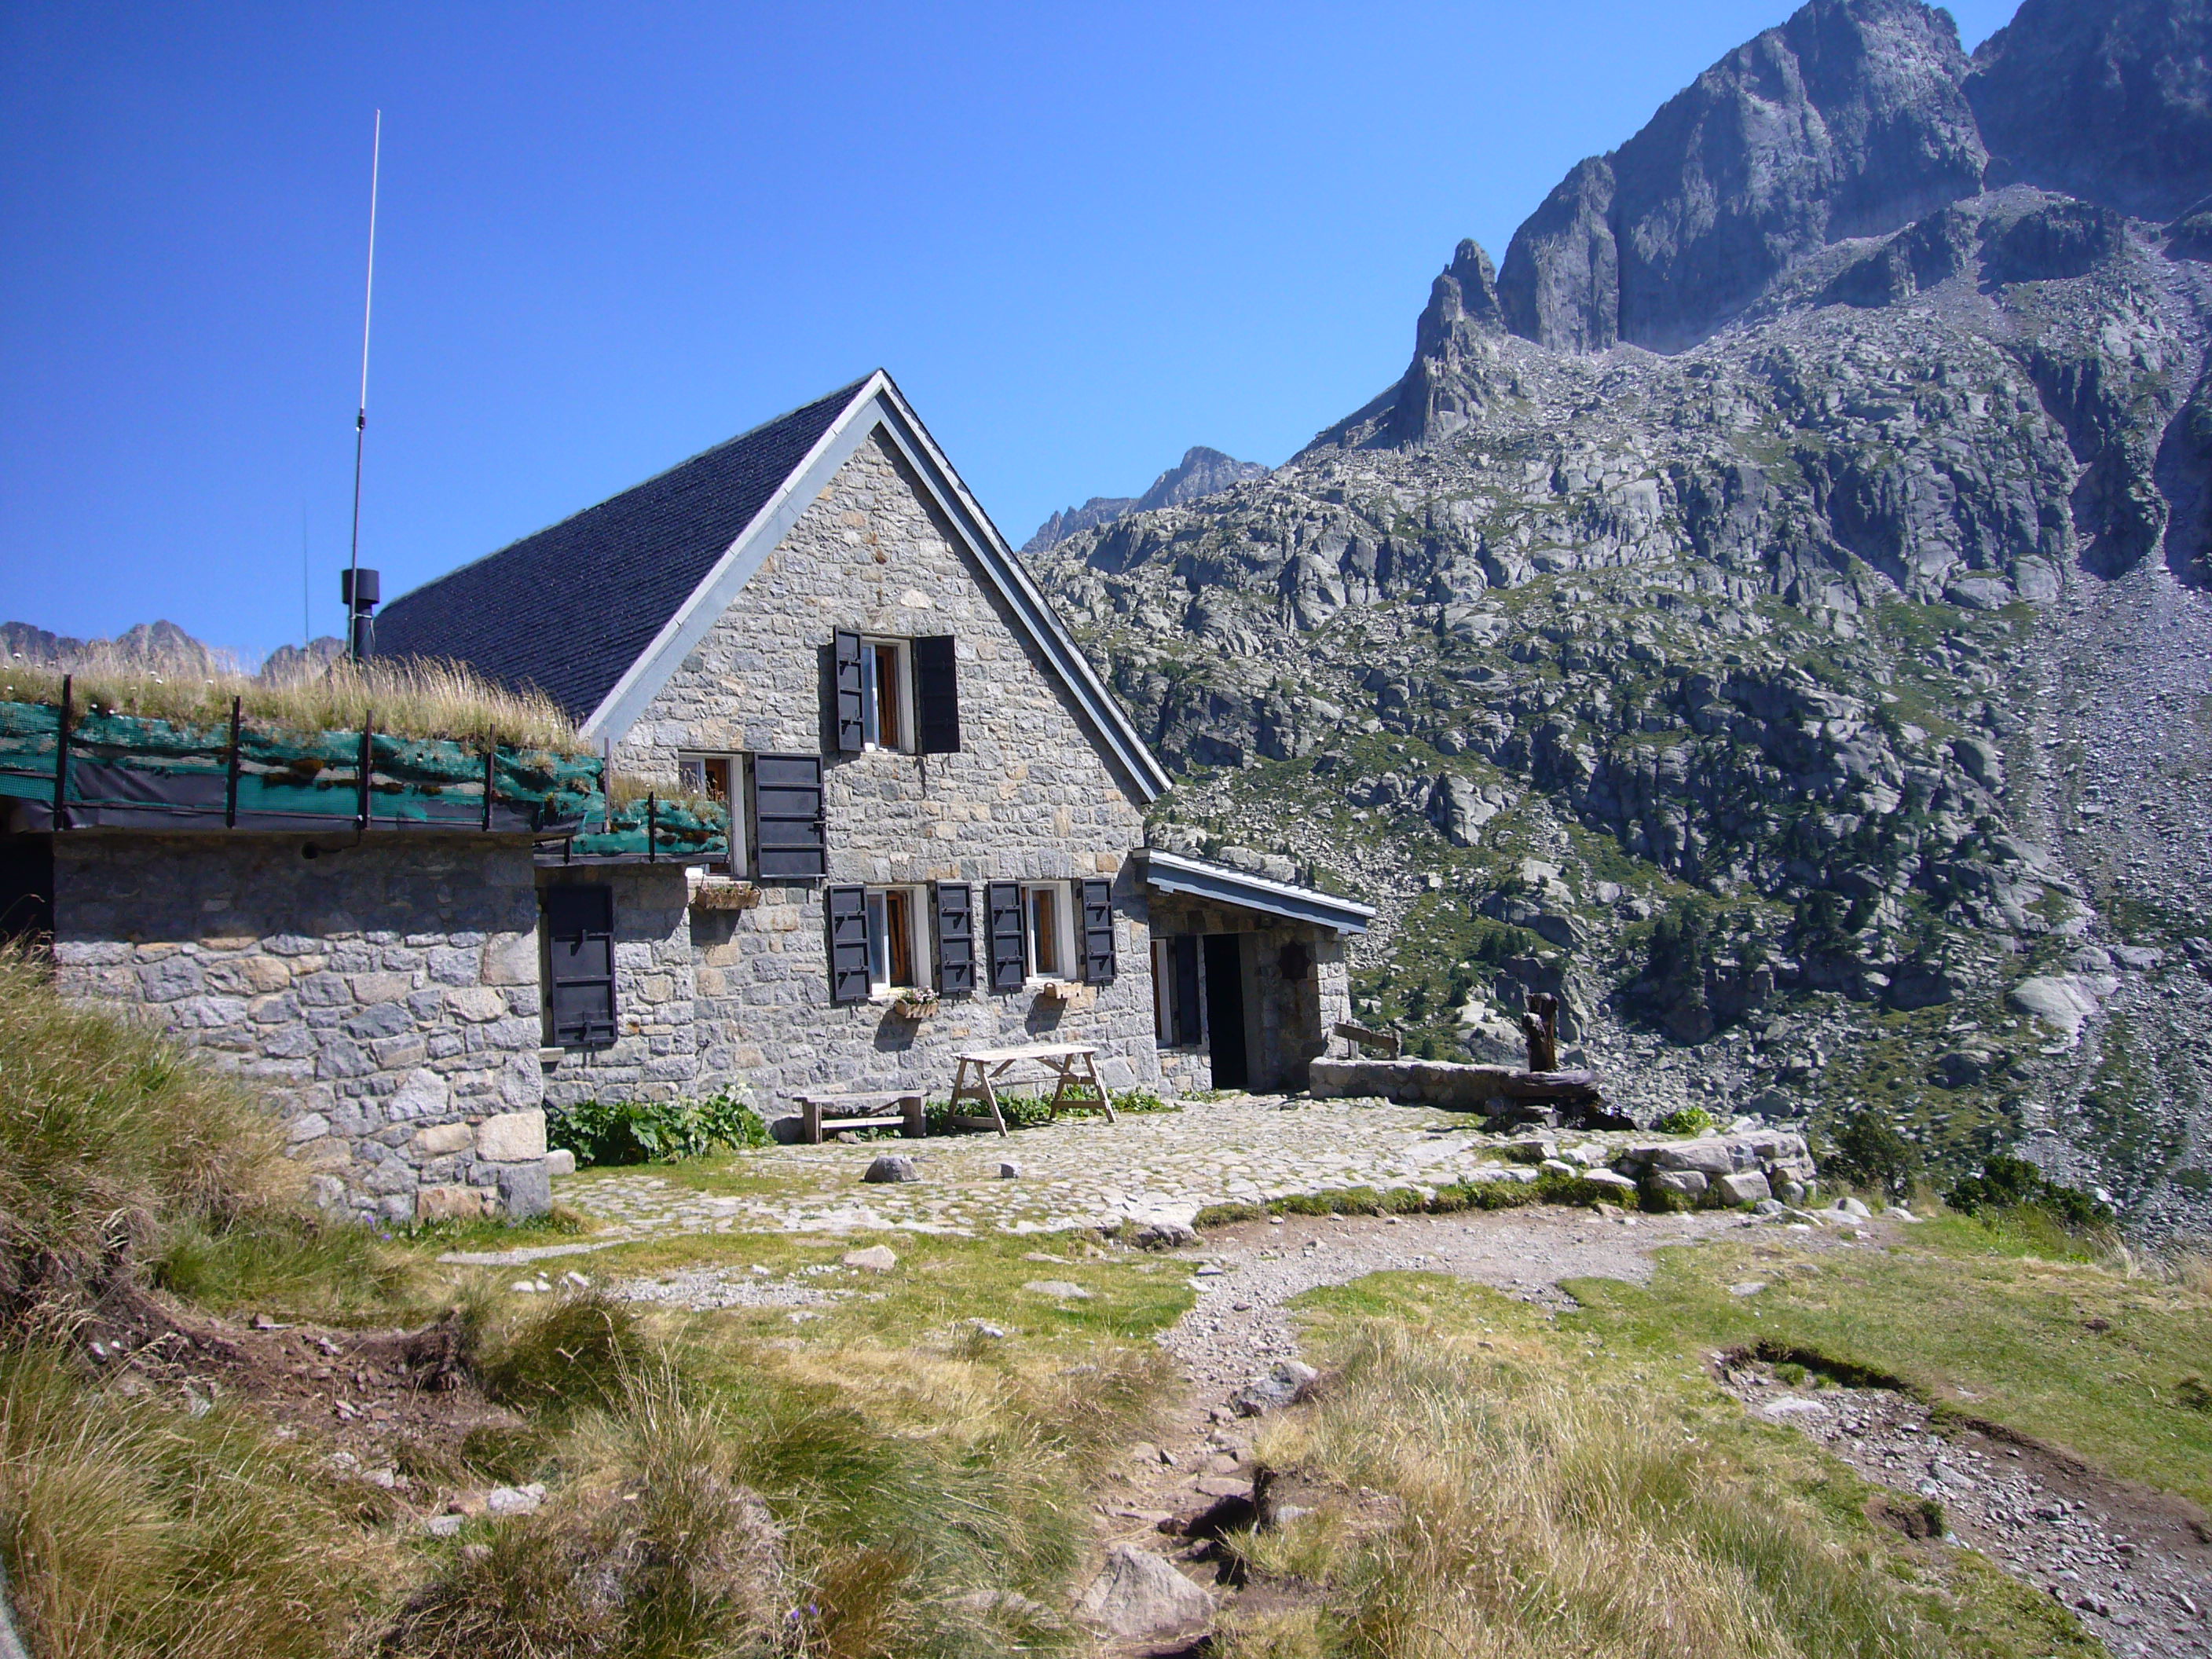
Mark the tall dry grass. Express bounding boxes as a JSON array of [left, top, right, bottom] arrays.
[[0, 1344, 393, 1659], [0, 946, 298, 1338], [1235, 1320, 1957, 1659], [1, 649, 584, 752]]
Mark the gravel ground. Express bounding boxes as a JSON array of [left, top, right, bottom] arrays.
[[1720, 1359, 2212, 1657]]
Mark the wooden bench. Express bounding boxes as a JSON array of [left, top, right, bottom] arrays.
[[793, 1091, 926, 1145], [945, 1043, 1113, 1136]]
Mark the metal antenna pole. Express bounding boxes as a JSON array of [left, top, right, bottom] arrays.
[[346, 109, 382, 662]]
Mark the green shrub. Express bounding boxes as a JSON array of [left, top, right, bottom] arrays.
[[1945, 1155, 2112, 1231], [1820, 1106, 1920, 1199], [545, 1087, 768, 1168], [1657, 1105, 1716, 1136]]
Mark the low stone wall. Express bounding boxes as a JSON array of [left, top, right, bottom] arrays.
[[53, 834, 553, 1224], [1309, 1057, 1556, 1109]]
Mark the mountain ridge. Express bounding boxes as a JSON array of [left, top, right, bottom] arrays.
[[1028, 0, 2212, 1236]]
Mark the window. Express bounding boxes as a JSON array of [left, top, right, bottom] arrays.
[[543, 884, 616, 1048], [676, 753, 742, 875], [866, 887, 922, 994], [830, 632, 959, 756], [1025, 884, 1063, 978], [826, 883, 932, 1002]]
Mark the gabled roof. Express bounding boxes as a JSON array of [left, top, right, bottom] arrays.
[[376, 378, 864, 727], [1138, 848, 1376, 936], [375, 371, 1170, 802]]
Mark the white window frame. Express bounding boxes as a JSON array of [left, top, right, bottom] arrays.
[[859, 637, 914, 753], [676, 751, 746, 877], [864, 884, 930, 997], [1021, 881, 1076, 983]]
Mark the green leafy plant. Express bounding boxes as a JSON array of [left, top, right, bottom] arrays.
[[1657, 1105, 1716, 1136], [1820, 1105, 1921, 1199], [545, 1087, 768, 1169], [1945, 1154, 2112, 1231]]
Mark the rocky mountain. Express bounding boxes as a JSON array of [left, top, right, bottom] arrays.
[[1030, 0, 2212, 1236], [0, 621, 345, 681], [1024, 446, 1271, 551], [1, 618, 234, 676]]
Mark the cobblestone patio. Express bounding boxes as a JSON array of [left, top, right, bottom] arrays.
[[551, 1096, 1572, 1241]]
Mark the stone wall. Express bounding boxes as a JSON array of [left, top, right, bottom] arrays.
[[608, 429, 1164, 1107], [51, 834, 552, 1223]]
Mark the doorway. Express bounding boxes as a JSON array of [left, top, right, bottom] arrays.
[[1203, 932, 1248, 1090], [0, 835, 53, 954]]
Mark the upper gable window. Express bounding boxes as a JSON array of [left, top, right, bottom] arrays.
[[831, 631, 960, 756], [861, 638, 911, 752]]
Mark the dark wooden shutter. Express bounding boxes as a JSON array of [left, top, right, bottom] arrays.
[[826, 884, 870, 1004], [1080, 877, 1116, 983], [914, 635, 960, 754], [1172, 935, 1203, 1045], [985, 881, 1025, 992], [933, 881, 976, 996], [831, 630, 865, 753], [751, 753, 826, 879], [544, 884, 616, 1049]]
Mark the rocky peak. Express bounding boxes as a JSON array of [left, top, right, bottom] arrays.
[[1024, 447, 1268, 551], [1497, 0, 1987, 353], [1968, 0, 2212, 223]]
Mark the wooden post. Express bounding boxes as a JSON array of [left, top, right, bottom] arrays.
[[357, 714, 374, 831], [224, 696, 242, 828], [52, 674, 71, 827]]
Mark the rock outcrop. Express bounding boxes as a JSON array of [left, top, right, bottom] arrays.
[[1497, 0, 1989, 353], [1968, 0, 2212, 223]]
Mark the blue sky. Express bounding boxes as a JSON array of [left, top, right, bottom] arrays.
[[0, 0, 2017, 665]]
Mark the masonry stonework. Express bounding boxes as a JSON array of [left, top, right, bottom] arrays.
[[610, 430, 1163, 1106], [51, 835, 551, 1224]]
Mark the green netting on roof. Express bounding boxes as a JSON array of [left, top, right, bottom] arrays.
[[0, 698, 728, 860]]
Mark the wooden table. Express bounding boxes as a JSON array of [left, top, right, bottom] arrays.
[[945, 1043, 1115, 1136]]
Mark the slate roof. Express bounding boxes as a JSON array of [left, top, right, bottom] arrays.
[[375, 376, 870, 723]]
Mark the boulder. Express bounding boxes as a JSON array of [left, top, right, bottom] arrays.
[[862, 1154, 921, 1184], [1651, 1170, 1708, 1199], [2006, 974, 2117, 1043], [1581, 1168, 1639, 1194], [1712, 1170, 1772, 1207], [1076, 1544, 1214, 1642], [1130, 1203, 1202, 1249], [1652, 1140, 1737, 1176], [1231, 1359, 1320, 1417], [1023, 1280, 1092, 1300], [842, 1245, 899, 1273]]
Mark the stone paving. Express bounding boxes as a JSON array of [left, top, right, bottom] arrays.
[[545, 1096, 1578, 1244]]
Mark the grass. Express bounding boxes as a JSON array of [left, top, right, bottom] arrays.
[[0, 944, 303, 1337], [1, 650, 586, 752], [1562, 1214, 2212, 1507], [0, 1343, 397, 1659], [1211, 1273, 2098, 1659]]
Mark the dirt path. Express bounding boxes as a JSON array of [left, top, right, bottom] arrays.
[[1095, 1204, 1742, 1544], [1096, 1207, 2212, 1659]]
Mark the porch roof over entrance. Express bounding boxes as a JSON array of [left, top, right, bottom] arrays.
[[1136, 849, 1376, 936]]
